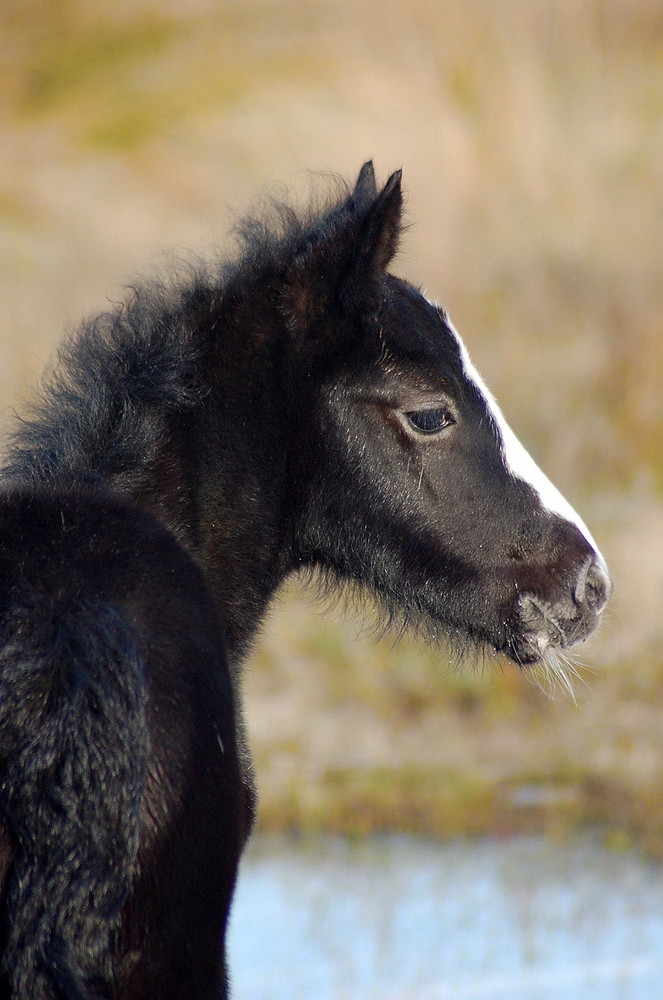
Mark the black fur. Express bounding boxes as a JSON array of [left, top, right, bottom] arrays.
[[0, 162, 608, 997], [0, 488, 246, 999], [0, 591, 145, 1000]]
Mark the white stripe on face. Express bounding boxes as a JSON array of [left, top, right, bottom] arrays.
[[443, 314, 601, 555]]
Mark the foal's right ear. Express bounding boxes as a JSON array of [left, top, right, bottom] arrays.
[[351, 160, 379, 208]]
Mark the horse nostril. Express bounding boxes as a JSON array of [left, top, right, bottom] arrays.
[[574, 555, 611, 615]]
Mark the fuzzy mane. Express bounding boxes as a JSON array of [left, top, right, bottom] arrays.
[[1, 177, 359, 493]]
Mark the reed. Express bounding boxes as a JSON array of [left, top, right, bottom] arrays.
[[2, 0, 661, 849]]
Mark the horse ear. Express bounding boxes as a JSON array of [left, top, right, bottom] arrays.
[[351, 168, 403, 280], [351, 160, 378, 207], [284, 167, 403, 335]]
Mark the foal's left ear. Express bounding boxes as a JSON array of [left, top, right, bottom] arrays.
[[352, 167, 403, 280], [284, 167, 403, 335]]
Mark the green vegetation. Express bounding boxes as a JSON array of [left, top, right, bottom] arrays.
[[248, 582, 663, 858], [2, 0, 662, 854]]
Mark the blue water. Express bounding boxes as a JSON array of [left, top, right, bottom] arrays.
[[228, 835, 663, 1000]]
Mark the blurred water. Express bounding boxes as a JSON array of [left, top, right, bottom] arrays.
[[228, 834, 663, 1000]]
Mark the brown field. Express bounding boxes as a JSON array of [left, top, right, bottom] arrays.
[[1, 0, 662, 853]]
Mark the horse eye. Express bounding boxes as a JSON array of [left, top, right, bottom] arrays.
[[404, 408, 455, 435]]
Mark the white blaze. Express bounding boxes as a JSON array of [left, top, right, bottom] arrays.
[[446, 318, 601, 555]]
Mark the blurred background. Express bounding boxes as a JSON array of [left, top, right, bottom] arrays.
[[1, 0, 662, 855]]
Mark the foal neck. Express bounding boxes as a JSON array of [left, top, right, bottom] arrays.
[[141, 293, 296, 663]]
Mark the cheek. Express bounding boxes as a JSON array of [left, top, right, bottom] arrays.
[[328, 404, 522, 564], [413, 456, 548, 567]]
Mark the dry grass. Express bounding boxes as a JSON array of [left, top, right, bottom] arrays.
[[1, 0, 662, 850]]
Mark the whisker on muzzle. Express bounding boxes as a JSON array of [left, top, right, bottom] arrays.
[[529, 646, 593, 703]]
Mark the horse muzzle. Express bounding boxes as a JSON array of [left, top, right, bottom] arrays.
[[510, 554, 611, 665]]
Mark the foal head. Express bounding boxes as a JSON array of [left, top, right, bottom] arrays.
[[282, 163, 610, 677]]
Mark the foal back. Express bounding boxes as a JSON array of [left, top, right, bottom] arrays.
[[0, 487, 246, 999]]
